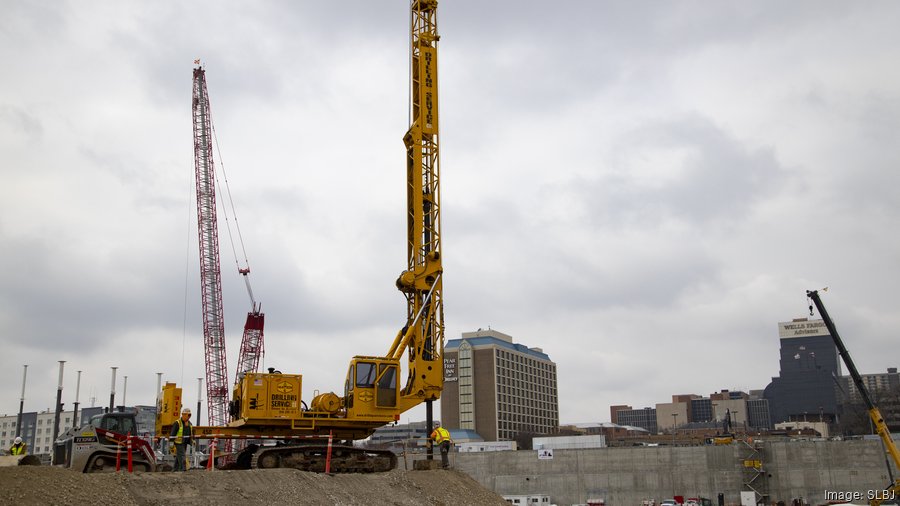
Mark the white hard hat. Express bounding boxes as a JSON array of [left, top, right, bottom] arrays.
[[182, 408, 191, 415], [14, 437, 22, 444]]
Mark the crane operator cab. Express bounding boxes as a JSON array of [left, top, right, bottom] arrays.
[[342, 358, 399, 411]]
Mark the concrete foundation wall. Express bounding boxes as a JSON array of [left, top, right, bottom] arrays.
[[444, 440, 897, 506]]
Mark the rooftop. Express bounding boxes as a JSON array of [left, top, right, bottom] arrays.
[[448, 329, 551, 361]]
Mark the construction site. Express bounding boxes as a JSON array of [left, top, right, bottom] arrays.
[[3, 1, 900, 506]]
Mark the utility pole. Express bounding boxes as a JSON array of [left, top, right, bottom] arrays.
[[52, 361, 65, 445], [15, 365, 27, 438], [109, 367, 118, 412]]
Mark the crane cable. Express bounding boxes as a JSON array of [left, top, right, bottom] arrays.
[[209, 115, 259, 313]]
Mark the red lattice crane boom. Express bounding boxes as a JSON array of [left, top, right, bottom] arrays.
[[235, 269, 265, 381], [192, 66, 229, 427]]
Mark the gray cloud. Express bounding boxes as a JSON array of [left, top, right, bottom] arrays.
[[2, 1, 899, 426]]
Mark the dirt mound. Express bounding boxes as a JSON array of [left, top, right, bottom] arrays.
[[0, 465, 508, 506]]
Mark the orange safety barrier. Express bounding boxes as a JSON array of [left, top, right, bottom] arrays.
[[207, 439, 217, 471], [325, 431, 333, 474], [127, 433, 133, 473]]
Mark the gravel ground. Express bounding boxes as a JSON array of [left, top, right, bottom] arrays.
[[0, 465, 510, 506]]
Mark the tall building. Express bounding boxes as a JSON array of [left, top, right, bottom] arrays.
[[440, 329, 559, 441], [763, 318, 842, 424], [836, 367, 900, 404]]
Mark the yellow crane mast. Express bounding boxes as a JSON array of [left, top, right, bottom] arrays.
[[156, 0, 445, 473], [392, 0, 444, 440]]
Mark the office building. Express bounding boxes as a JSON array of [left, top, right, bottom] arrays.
[[691, 398, 714, 423], [836, 368, 900, 404], [835, 367, 900, 432], [615, 407, 657, 433], [763, 318, 842, 424], [609, 405, 631, 425], [746, 398, 773, 430], [440, 329, 559, 441]]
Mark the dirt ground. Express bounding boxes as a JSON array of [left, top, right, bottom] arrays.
[[0, 465, 510, 506]]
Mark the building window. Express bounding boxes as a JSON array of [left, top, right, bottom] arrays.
[[458, 341, 475, 430]]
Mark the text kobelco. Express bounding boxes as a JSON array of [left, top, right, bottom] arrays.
[[271, 393, 298, 408]]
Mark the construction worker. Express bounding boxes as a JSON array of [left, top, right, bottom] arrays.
[[170, 408, 193, 472], [9, 436, 26, 456], [429, 422, 452, 469]]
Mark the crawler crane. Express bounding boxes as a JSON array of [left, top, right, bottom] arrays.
[[157, 0, 445, 473], [192, 66, 267, 435], [807, 290, 900, 506]]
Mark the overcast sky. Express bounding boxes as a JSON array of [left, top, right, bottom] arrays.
[[2, 1, 899, 428]]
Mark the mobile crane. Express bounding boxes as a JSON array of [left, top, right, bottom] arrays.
[[156, 0, 445, 473], [807, 289, 900, 506]]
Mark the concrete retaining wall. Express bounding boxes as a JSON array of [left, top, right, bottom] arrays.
[[444, 440, 897, 506]]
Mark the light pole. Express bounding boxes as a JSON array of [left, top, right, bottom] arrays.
[[196, 377, 203, 426], [109, 367, 118, 412], [52, 361, 65, 445], [672, 413, 678, 446], [15, 365, 27, 438], [72, 370, 82, 430]]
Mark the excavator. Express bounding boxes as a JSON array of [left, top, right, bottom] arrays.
[[807, 289, 900, 506], [155, 0, 445, 473]]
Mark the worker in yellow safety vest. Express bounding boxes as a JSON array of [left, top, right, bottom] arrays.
[[429, 422, 452, 469], [9, 437, 26, 456], [170, 408, 193, 471]]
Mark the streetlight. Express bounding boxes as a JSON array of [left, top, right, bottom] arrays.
[[672, 413, 678, 446]]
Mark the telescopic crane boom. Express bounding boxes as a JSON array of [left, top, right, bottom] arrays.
[[807, 289, 900, 506]]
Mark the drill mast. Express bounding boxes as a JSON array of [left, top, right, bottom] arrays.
[[391, 0, 444, 403]]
